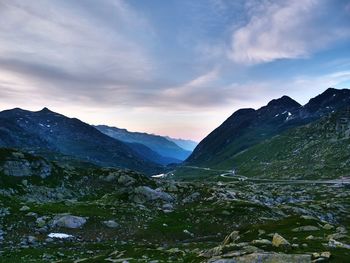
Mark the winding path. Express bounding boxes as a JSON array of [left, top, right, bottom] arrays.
[[181, 166, 350, 185]]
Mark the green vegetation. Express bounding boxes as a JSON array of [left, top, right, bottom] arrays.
[[209, 109, 350, 180]]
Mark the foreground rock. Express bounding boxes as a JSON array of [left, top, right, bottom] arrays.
[[0, 150, 52, 178], [103, 220, 119, 228], [272, 233, 290, 247], [208, 252, 311, 263], [132, 186, 174, 203], [53, 215, 86, 229]]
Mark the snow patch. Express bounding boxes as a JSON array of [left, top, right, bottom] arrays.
[[152, 173, 166, 178], [48, 233, 73, 239]]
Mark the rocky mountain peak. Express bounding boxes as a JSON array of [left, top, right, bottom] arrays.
[[39, 107, 54, 114], [266, 95, 301, 109]]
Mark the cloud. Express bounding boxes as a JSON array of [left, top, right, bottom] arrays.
[[0, 0, 155, 87], [229, 0, 350, 64]]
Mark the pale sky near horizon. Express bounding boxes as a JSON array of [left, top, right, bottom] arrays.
[[0, 0, 350, 141]]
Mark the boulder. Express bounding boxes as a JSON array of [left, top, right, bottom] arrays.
[[208, 252, 311, 263], [328, 239, 350, 249], [103, 220, 119, 228], [183, 192, 200, 203], [2, 153, 51, 178], [223, 231, 240, 246], [53, 215, 86, 229], [322, 224, 334, 230], [133, 186, 173, 203], [292, 225, 319, 232], [251, 239, 272, 245], [117, 174, 135, 186], [272, 233, 290, 247], [19, 205, 30, 212]]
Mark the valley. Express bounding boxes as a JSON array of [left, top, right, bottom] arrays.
[[0, 88, 349, 262]]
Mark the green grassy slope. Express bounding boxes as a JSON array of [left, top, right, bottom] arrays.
[[226, 109, 350, 179]]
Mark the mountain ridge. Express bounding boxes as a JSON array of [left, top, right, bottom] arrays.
[[186, 88, 350, 167], [0, 107, 160, 174], [95, 125, 192, 163]]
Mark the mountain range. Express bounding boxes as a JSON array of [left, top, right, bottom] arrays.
[[95, 125, 195, 163], [186, 88, 350, 178], [225, 107, 350, 179], [0, 87, 349, 179]]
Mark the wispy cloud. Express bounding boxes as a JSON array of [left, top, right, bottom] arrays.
[[229, 0, 350, 64], [0, 0, 155, 90]]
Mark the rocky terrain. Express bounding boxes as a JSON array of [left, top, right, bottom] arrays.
[[0, 149, 349, 262], [222, 108, 350, 180]]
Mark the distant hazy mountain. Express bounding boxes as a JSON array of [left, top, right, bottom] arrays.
[[95, 125, 191, 162], [0, 108, 160, 174], [186, 88, 350, 168], [165, 136, 198, 151], [125, 142, 180, 165]]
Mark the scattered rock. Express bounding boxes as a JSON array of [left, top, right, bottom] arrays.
[[223, 231, 240, 246], [292, 225, 319, 232], [162, 203, 174, 213], [3, 153, 51, 178], [251, 239, 272, 245], [19, 205, 30, 212], [183, 229, 194, 237], [133, 186, 173, 203], [272, 233, 290, 247], [328, 239, 350, 249], [117, 174, 135, 186], [320, 251, 331, 259], [183, 192, 200, 203], [103, 220, 119, 228], [322, 224, 334, 230], [208, 252, 311, 263], [53, 215, 86, 229], [36, 217, 47, 228]]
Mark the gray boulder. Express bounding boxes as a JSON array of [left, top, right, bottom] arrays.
[[103, 220, 119, 228], [2, 152, 51, 178], [133, 186, 173, 203], [208, 253, 311, 263], [53, 215, 86, 229], [118, 174, 135, 186]]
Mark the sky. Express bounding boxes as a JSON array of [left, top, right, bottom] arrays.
[[0, 0, 350, 141]]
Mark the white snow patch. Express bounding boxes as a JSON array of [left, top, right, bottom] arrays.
[[286, 112, 293, 121], [152, 173, 166, 178], [48, 233, 73, 239]]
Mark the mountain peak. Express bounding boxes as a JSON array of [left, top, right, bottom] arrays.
[[304, 87, 350, 114], [266, 95, 301, 109], [39, 107, 52, 113]]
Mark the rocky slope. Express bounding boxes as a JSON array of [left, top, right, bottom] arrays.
[[228, 108, 350, 179], [0, 149, 349, 262], [0, 108, 160, 174], [187, 88, 350, 169]]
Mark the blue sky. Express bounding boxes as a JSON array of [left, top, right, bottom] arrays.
[[0, 0, 350, 141]]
